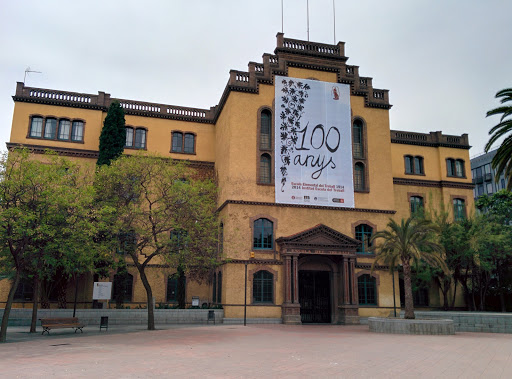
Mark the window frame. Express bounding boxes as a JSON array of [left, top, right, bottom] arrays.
[[409, 195, 424, 215], [446, 158, 466, 178], [404, 155, 424, 175], [357, 273, 378, 306], [249, 215, 277, 253], [253, 218, 274, 250], [251, 269, 275, 304], [452, 197, 466, 221], [355, 224, 373, 254], [354, 162, 366, 192], [259, 153, 272, 184], [256, 106, 274, 185], [170, 130, 196, 154]]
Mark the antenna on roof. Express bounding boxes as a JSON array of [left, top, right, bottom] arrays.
[[281, 0, 284, 33], [333, 0, 336, 44], [24, 67, 42, 84], [307, 0, 310, 41]]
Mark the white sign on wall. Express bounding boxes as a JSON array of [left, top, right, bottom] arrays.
[[275, 76, 354, 207], [93, 282, 112, 300]]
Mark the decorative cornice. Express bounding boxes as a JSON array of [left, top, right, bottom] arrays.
[[217, 199, 396, 214], [6, 143, 215, 169], [355, 263, 389, 270], [226, 259, 283, 265], [393, 177, 474, 190]]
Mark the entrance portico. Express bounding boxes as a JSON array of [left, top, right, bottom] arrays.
[[277, 224, 361, 325]]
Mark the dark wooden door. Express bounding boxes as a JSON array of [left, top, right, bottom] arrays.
[[299, 270, 331, 323]]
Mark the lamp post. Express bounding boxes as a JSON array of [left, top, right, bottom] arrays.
[[244, 262, 248, 326], [392, 269, 396, 317]]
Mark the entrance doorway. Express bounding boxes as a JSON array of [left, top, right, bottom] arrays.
[[299, 270, 331, 323]]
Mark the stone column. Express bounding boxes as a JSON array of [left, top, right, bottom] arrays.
[[284, 255, 292, 303], [292, 255, 299, 304], [343, 258, 350, 304], [350, 258, 357, 305]]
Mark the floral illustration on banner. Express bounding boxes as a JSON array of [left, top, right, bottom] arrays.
[[279, 79, 310, 191]]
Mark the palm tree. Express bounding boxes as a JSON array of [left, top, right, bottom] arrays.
[[485, 88, 512, 190], [371, 217, 446, 319]]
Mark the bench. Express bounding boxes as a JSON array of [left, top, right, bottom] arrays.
[[39, 317, 85, 335]]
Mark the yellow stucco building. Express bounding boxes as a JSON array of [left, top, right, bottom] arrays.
[[2, 33, 473, 323]]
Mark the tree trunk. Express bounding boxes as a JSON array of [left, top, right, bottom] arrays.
[[177, 266, 186, 309], [402, 258, 415, 319], [139, 270, 155, 330], [451, 280, 458, 309], [0, 272, 20, 343], [30, 276, 40, 333], [441, 279, 450, 311]]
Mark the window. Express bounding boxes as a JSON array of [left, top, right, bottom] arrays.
[[44, 118, 57, 139], [358, 274, 376, 305], [134, 128, 146, 149], [218, 222, 224, 254], [172, 132, 183, 152], [355, 224, 373, 254], [113, 272, 133, 303], [58, 120, 71, 140], [260, 154, 271, 184], [125, 127, 134, 147], [184, 133, 195, 153], [212, 273, 217, 303], [453, 198, 465, 221], [253, 270, 273, 303], [260, 110, 272, 149], [354, 162, 365, 191], [353, 119, 363, 158], [14, 278, 34, 301], [253, 218, 273, 249], [71, 121, 84, 141], [486, 182, 493, 194], [29, 116, 43, 137], [410, 196, 424, 215], [166, 274, 186, 302], [171, 131, 195, 153], [404, 155, 423, 175], [447, 159, 465, 178], [217, 272, 222, 303]]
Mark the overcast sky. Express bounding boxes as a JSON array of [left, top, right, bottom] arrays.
[[1, 0, 510, 157]]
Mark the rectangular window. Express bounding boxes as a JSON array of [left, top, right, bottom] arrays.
[[184, 133, 195, 153], [58, 120, 71, 140], [484, 164, 491, 175], [172, 132, 183, 152], [125, 128, 133, 147], [486, 182, 493, 194], [453, 199, 465, 221], [30, 117, 43, 137], [71, 121, 84, 141], [44, 118, 57, 139], [166, 278, 177, 301], [405, 157, 413, 174], [134, 129, 146, 149]]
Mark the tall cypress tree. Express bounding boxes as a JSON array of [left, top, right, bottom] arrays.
[[97, 100, 126, 166]]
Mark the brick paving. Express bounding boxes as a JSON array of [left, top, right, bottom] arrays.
[[1, 324, 511, 378]]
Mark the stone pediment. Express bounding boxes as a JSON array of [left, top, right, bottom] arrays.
[[276, 224, 359, 254]]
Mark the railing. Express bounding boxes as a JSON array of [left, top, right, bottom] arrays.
[[391, 130, 470, 147], [28, 89, 92, 103], [121, 101, 161, 113], [167, 106, 207, 118], [282, 39, 341, 56], [373, 91, 385, 99], [394, 132, 427, 141], [254, 63, 264, 73]]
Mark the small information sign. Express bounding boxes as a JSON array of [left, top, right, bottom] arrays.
[[93, 282, 112, 300], [191, 296, 200, 307]]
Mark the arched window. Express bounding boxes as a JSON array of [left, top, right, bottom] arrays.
[[453, 198, 466, 221], [134, 128, 146, 149], [58, 119, 71, 140], [253, 218, 273, 249], [29, 116, 43, 138], [354, 162, 365, 191], [14, 278, 34, 301], [44, 118, 57, 139], [171, 132, 183, 152], [260, 110, 272, 149], [353, 119, 363, 158], [253, 270, 273, 303], [217, 272, 222, 303], [218, 222, 224, 254], [113, 272, 133, 303], [71, 121, 84, 142], [355, 224, 373, 254], [184, 133, 195, 153], [358, 274, 376, 305], [260, 154, 271, 184], [410, 196, 424, 215], [167, 275, 186, 302]]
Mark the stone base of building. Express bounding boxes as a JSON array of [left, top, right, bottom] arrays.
[[282, 303, 302, 325], [338, 305, 360, 325]]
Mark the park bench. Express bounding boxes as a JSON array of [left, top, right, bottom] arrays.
[[39, 317, 85, 335]]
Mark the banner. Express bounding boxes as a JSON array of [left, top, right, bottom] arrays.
[[275, 77, 354, 207]]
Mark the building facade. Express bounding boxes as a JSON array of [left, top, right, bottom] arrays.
[[2, 33, 473, 323], [471, 149, 507, 201]]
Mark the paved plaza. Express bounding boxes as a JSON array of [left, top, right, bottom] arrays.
[[1, 324, 512, 378]]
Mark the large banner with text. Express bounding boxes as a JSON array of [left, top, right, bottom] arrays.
[[275, 77, 354, 207]]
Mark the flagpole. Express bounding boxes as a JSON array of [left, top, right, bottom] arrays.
[[281, 0, 284, 33], [333, 0, 336, 44], [307, 0, 309, 41]]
